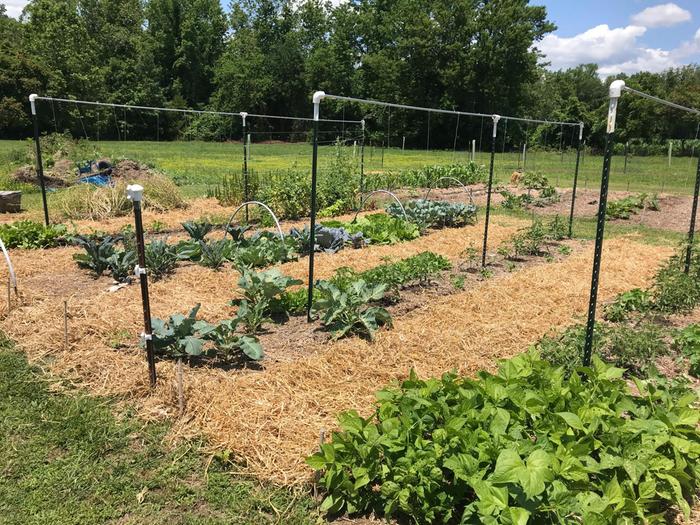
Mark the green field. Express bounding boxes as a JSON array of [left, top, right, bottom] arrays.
[[1, 138, 698, 214]]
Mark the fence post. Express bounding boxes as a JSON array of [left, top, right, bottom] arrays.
[[127, 184, 157, 387], [241, 112, 249, 222], [307, 92, 324, 322], [481, 114, 500, 267], [684, 155, 700, 273], [29, 94, 49, 226], [582, 80, 624, 367], [568, 123, 584, 238]]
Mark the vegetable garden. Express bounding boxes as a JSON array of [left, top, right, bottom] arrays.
[[1, 86, 700, 524]]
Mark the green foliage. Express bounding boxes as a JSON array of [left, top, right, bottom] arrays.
[[232, 234, 298, 269], [0, 220, 66, 249], [308, 352, 700, 523], [234, 267, 302, 334], [196, 318, 264, 362], [500, 217, 567, 259], [357, 252, 451, 293], [150, 304, 209, 359], [106, 248, 137, 283], [145, 239, 178, 280], [333, 214, 420, 245], [366, 163, 486, 191], [603, 288, 652, 322], [673, 324, 700, 377], [652, 261, 700, 314], [206, 174, 244, 206], [198, 239, 233, 270], [258, 170, 311, 220], [182, 220, 214, 241], [312, 280, 392, 340], [606, 194, 651, 220], [538, 323, 667, 377], [72, 235, 120, 276], [387, 199, 477, 229]]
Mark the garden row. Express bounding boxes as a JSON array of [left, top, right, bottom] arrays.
[[308, 242, 700, 524]]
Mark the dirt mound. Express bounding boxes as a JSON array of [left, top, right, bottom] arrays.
[[111, 159, 152, 179], [11, 165, 70, 188]]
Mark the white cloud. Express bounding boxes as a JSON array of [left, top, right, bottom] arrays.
[[539, 24, 647, 70], [631, 3, 691, 28], [3, 0, 30, 18]]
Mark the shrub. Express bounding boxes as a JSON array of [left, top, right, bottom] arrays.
[[308, 352, 700, 523], [0, 220, 67, 248]]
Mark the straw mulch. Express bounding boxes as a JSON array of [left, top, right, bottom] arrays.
[[0, 224, 672, 485]]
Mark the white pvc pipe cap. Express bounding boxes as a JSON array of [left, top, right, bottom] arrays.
[[126, 184, 144, 202]]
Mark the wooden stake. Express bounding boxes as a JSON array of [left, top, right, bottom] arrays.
[[177, 358, 184, 416], [63, 300, 68, 350]]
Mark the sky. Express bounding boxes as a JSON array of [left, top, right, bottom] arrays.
[[4, 0, 700, 76]]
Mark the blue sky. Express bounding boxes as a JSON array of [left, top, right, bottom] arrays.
[[5, 0, 700, 75]]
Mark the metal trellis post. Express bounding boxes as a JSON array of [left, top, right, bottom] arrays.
[[481, 114, 500, 267], [127, 184, 157, 387], [307, 92, 324, 322], [582, 81, 623, 367], [360, 119, 366, 196], [684, 154, 700, 273], [29, 95, 50, 226], [241, 112, 249, 222], [568, 123, 584, 238]]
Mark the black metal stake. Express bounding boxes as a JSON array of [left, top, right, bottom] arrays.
[[29, 95, 49, 226], [684, 155, 700, 273], [241, 112, 249, 222], [306, 99, 321, 322], [359, 120, 366, 197], [481, 115, 500, 267], [128, 184, 157, 387], [582, 131, 616, 366], [568, 124, 583, 238]]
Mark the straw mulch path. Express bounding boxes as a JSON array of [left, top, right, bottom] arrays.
[[0, 223, 671, 485]]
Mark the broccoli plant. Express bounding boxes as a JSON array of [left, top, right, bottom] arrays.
[[150, 304, 210, 359], [233, 267, 302, 333], [196, 318, 264, 361], [312, 280, 392, 340]]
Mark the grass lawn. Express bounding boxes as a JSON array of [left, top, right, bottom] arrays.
[[0, 336, 315, 525]]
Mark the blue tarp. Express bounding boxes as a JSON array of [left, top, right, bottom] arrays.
[[79, 174, 112, 186]]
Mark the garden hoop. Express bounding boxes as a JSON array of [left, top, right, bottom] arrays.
[[223, 201, 284, 241], [424, 177, 474, 205], [0, 237, 17, 293], [353, 190, 407, 222]]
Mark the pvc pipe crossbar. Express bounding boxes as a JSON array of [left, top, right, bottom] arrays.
[[31, 95, 363, 125]]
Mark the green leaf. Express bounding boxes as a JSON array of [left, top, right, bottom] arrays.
[[556, 411, 585, 431], [491, 449, 524, 484], [519, 449, 552, 499]]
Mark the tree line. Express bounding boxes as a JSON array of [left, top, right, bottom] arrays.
[[1, 0, 699, 151]]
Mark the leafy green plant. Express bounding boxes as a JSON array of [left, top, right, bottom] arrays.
[[606, 194, 648, 220], [335, 214, 420, 245], [673, 324, 700, 377], [106, 248, 137, 283], [603, 288, 652, 322], [0, 220, 67, 249], [73, 235, 120, 276], [308, 351, 700, 523], [232, 235, 298, 269], [233, 268, 302, 333], [150, 304, 209, 359], [312, 280, 392, 340], [198, 240, 233, 270], [387, 199, 477, 229], [145, 240, 178, 280], [182, 220, 214, 241], [196, 318, 264, 362]]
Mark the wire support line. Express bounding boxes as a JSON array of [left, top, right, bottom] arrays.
[[32, 95, 363, 124], [622, 86, 700, 116]]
